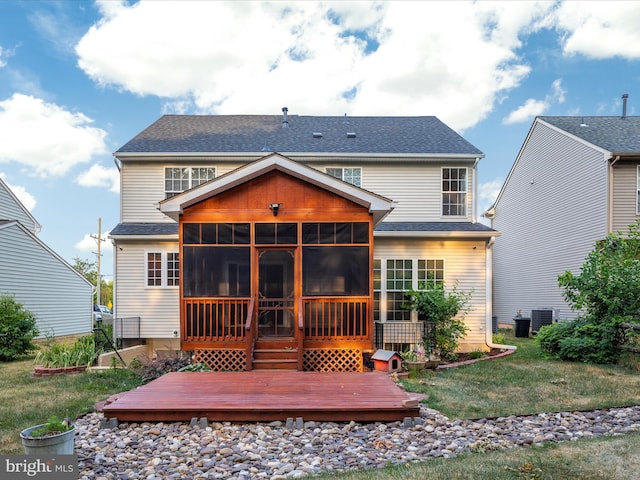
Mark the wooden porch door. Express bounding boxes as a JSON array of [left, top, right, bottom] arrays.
[[258, 249, 295, 337]]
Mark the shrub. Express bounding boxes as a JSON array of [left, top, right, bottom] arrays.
[[0, 295, 39, 361], [537, 318, 624, 364], [34, 335, 98, 368], [403, 281, 472, 361], [555, 220, 640, 364]]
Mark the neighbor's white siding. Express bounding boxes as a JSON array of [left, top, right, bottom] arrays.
[[373, 237, 488, 351], [0, 223, 92, 338], [0, 180, 38, 233], [492, 121, 609, 323], [114, 240, 180, 338], [611, 161, 640, 234]]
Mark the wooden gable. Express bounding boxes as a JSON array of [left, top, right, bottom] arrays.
[[182, 170, 371, 223]]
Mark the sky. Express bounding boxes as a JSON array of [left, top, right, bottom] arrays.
[[1, 0, 639, 281]]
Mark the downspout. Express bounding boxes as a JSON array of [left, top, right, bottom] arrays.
[[485, 236, 516, 350], [472, 158, 479, 223], [607, 155, 619, 234]]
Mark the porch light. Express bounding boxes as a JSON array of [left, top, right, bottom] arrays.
[[269, 203, 282, 216]]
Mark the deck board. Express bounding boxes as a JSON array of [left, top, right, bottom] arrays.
[[102, 371, 421, 422]]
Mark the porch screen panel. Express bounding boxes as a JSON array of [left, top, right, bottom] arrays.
[[182, 246, 250, 297], [302, 246, 368, 295]]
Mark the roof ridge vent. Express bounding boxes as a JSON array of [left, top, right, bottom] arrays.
[[346, 131, 357, 138], [312, 132, 323, 138]]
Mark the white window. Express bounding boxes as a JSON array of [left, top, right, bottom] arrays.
[[326, 167, 362, 187], [374, 258, 445, 322], [146, 251, 179, 288], [442, 167, 467, 216], [165, 167, 215, 198]]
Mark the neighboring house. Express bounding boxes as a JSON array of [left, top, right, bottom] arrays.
[[110, 110, 499, 371], [485, 113, 640, 326], [0, 177, 93, 339]]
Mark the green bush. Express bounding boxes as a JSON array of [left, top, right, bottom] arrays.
[[403, 281, 472, 361], [537, 318, 624, 364], [0, 295, 39, 361]]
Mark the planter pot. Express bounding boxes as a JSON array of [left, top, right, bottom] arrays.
[[404, 360, 427, 371], [20, 424, 76, 455]]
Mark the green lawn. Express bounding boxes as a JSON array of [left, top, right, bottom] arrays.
[[0, 359, 141, 453]]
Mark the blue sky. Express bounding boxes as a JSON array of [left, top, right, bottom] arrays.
[[1, 1, 639, 281]]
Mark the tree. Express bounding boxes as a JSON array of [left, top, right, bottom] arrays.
[[71, 257, 112, 306], [0, 295, 39, 361], [540, 219, 640, 363]]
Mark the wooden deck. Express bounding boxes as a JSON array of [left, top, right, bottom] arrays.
[[101, 371, 421, 422]]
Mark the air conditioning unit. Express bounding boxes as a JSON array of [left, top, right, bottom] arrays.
[[531, 308, 554, 334]]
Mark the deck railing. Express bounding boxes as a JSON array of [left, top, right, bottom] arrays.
[[183, 297, 251, 343], [302, 296, 369, 341]]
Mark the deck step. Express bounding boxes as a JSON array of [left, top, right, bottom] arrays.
[[254, 349, 298, 361], [252, 358, 298, 370]]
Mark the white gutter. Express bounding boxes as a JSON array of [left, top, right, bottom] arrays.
[[114, 151, 484, 160], [485, 236, 516, 351]]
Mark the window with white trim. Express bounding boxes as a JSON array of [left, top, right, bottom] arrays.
[[146, 251, 180, 287], [374, 258, 445, 322], [165, 167, 216, 198], [326, 167, 362, 187], [442, 167, 467, 216]]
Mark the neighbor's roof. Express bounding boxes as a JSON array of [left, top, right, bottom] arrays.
[[539, 116, 640, 154], [116, 114, 483, 157]]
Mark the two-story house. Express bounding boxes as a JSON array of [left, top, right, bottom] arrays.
[[485, 113, 640, 328], [0, 177, 93, 339], [110, 110, 499, 371]]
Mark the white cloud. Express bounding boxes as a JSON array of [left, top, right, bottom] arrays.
[[477, 177, 504, 224], [0, 93, 108, 177], [503, 78, 565, 124], [0, 173, 37, 211], [554, 2, 640, 59], [503, 98, 548, 124], [76, 163, 120, 193], [75, 1, 556, 131], [0, 46, 6, 68]]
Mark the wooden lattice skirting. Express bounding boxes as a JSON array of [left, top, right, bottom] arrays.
[[194, 349, 246, 371], [302, 349, 362, 372]]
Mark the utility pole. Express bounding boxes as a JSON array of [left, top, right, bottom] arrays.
[[91, 218, 105, 305]]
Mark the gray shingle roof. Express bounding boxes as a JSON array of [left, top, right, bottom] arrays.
[[116, 114, 483, 156], [539, 116, 640, 153], [110, 223, 178, 236], [109, 222, 496, 236], [375, 222, 497, 233]]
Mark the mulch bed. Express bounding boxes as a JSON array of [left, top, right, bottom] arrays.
[[436, 348, 515, 370]]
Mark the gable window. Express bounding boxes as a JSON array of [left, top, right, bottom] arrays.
[[165, 167, 216, 198], [146, 251, 179, 287], [442, 167, 467, 216], [326, 167, 362, 187]]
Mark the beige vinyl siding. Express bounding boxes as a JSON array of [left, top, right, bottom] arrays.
[[115, 240, 180, 338], [373, 237, 488, 351], [0, 223, 92, 338], [120, 160, 246, 223], [308, 160, 475, 222], [611, 161, 640, 233], [492, 122, 609, 324], [0, 181, 38, 232]]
